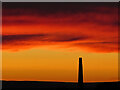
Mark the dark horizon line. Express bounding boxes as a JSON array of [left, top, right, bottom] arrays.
[[1, 80, 120, 83]]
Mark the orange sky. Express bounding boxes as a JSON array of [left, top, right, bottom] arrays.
[[2, 2, 119, 82]]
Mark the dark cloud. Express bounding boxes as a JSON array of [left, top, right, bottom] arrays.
[[2, 14, 118, 26], [2, 34, 46, 44], [3, 2, 117, 16], [74, 42, 118, 45], [2, 33, 89, 44], [2, 2, 118, 18], [2, 2, 118, 26], [2, 2, 118, 28], [2, 19, 40, 25]]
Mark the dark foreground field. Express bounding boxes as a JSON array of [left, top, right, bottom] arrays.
[[1, 81, 120, 89]]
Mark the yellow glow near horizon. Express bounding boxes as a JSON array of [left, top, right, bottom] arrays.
[[2, 48, 118, 82]]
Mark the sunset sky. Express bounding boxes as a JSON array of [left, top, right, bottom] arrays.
[[2, 2, 118, 82]]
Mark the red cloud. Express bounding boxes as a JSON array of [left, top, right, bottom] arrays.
[[2, 2, 118, 53]]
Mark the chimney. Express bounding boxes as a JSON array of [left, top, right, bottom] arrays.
[[78, 57, 83, 87]]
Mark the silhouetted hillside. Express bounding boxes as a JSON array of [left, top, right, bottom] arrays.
[[1, 81, 120, 89]]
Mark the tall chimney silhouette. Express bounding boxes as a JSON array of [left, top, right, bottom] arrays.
[[78, 57, 83, 87]]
